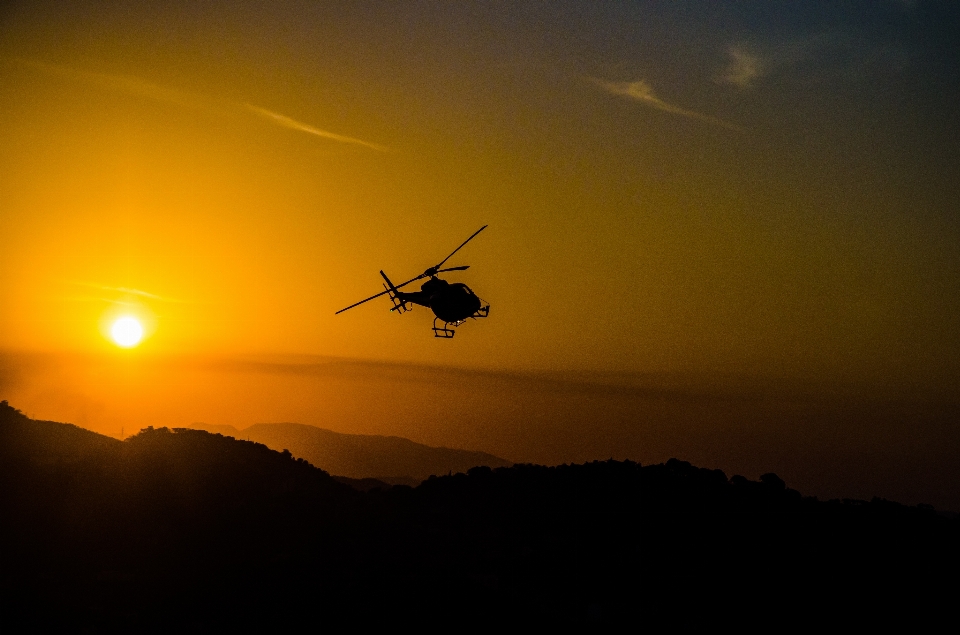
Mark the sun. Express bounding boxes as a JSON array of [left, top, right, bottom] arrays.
[[110, 316, 144, 348]]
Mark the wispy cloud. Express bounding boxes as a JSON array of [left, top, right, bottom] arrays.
[[244, 104, 389, 152], [60, 296, 152, 307], [716, 46, 766, 89], [716, 33, 911, 90], [591, 78, 742, 131], [17, 58, 388, 152], [17, 58, 221, 112], [65, 282, 185, 304]]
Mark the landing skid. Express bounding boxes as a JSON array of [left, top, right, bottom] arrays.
[[432, 303, 490, 338], [432, 318, 457, 338]]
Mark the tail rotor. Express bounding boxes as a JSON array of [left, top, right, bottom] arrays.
[[380, 270, 410, 313]]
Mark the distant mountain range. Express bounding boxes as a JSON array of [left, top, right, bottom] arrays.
[[188, 421, 512, 482]]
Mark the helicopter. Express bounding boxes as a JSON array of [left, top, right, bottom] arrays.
[[335, 225, 490, 338]]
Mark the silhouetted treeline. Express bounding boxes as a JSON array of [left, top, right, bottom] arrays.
[[1, 401, 957, 629]]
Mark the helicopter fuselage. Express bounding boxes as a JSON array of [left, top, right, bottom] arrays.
[[397, 277, 482, 323], [334, 225, 490, 337]]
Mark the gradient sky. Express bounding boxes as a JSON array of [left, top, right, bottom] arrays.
[[2, 2, 960, 505], [3, 0, 960, 377]]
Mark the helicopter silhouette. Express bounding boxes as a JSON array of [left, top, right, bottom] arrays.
[[335, 225, 490, 338]]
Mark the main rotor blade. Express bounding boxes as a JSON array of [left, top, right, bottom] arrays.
[[334, 289, 392, 314], [435, 265, 469, 273], [334, 273, 426, 314], [434, 225, 487, 270]]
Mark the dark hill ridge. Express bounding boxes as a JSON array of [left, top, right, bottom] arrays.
[[0, 404, 120, 462], [189, 420, 512, 481], [0, 401, 356, 569], [2, 401, 958, 628]]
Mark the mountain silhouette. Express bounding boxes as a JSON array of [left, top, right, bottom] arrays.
[[189, 420, 511, 481], [2, 400, 957, 629], [0, 402, 356, 570]]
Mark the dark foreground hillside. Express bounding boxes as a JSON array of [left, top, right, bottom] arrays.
[[1, 401, 957, 629]]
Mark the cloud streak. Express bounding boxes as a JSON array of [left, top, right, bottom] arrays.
[[244, 104, 389, 152], [64, 282, 185, 304], [17, 58, 388, 152], [591, 78, 742, 131]]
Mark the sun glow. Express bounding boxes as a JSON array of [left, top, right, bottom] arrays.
[[111, 316, 144, 348]]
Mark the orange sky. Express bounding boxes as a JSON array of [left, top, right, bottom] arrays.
[[2, 2, 959, 506], [2, 2, 958, 379]]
